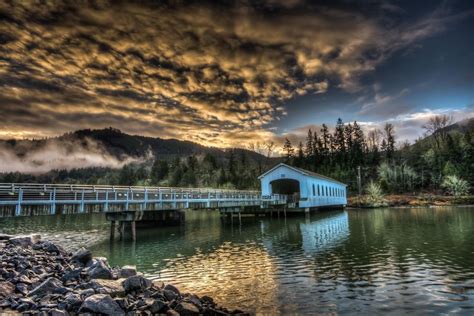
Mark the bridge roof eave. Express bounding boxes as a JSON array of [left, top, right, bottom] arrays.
[[258, 163, 347, 186]]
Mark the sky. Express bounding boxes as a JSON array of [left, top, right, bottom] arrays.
[[0, 0, 473, 149]]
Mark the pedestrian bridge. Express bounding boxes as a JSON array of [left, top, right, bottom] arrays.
[[0, 183, 287, 217]]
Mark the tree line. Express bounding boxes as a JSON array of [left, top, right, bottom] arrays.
[[1, 115, 472, 196], [280, 116, 472, 195]]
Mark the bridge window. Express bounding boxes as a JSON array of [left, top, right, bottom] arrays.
[[317, 185, 320, 196], [312, 184, 315, 196]]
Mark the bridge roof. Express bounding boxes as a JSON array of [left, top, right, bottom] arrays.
[[258, 163, 347, 186]]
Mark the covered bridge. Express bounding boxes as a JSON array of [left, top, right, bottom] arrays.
[[259, 163, 347, 209]]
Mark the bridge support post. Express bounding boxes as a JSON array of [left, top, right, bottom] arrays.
[[110, 220, 116, 240], [119, 221, 125, 241], [131, 221, 136, 241]]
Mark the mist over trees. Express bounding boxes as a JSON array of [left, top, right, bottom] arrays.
[[0, 116, 472, 196]]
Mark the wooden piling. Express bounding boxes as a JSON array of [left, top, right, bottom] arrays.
[[131, 221, 136, 241], [110, 221, 116, 240]]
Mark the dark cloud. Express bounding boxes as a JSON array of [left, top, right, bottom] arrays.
[[0, 0, 469, 146]]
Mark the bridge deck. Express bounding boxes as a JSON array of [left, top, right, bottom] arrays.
[[0, 183, 287, 217]]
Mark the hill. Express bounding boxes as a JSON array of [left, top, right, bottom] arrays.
[[0, 127, 271, 174]]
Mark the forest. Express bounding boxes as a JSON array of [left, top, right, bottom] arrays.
[[1, 116, 472, 199]]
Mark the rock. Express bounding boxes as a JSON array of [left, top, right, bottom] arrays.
[[34, 241, 66, 254], [28, 277, 63, 298], [201, 295, 214, 305], [9, 234, 41, 247], [79, 294, 125, 316], [95, 279, 126, 297], [0, 281, 15, 298], [150, 299, 168, 313], [152, 280, 165, 289], [164, 284, 180, 296], [64, 292, 82, 311], [79, 288, 95, 298], [163, 289, 177, 301], [88, 260, 113, 279], [120, 265, 137, 278], [166, 309, 180, 316], [71, 248, 92, 265], [62, 268, 82, 281], [49, 308, 67, 316], [175, 302, 200, 315], [122, 275, 152, 293], [114, 297, 129, 311], [15, 283, 28, 296], [0, 233, 13, 240]]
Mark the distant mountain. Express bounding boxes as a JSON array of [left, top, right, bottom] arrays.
[[0, 127, 271, 173]]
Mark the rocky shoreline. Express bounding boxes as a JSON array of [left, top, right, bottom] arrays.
[[0, 234, 248, 315]]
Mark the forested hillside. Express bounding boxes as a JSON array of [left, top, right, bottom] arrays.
[[0, 117, 472, 195]]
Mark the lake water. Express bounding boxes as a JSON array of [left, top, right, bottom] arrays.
[[1, 207, 474, 314]]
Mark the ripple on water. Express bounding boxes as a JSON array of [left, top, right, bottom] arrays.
[[2, 208, 474, 314]]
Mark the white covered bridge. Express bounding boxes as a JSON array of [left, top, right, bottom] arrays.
[[259, 163, 347, 209]]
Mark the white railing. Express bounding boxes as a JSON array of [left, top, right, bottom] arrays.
[[0, 183, 287, 217]]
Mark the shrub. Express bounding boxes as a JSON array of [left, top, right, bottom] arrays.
[[442, 175, 470, 197], [365, 181, 386, 207]]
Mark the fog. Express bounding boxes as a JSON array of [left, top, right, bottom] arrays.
[[0, 137, 143, 174]]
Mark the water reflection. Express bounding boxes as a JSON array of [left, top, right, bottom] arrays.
[[1, 207, 474, 314]]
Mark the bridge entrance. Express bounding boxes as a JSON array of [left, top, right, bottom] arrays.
[[270, 179, 300, 205]]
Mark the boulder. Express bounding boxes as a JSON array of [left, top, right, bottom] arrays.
[[0, 281, 15, 298], [9, 234, 41, 247], [150, 299, 168, 313], [71, 248, 92, 265], [49, 309, 67, 316], [33, 241, 66, 254], [119, 265, 137, 278], [79, 294, 125, 316], [64, 292, 82, 311], [164, 284, 180, 296], [88, 260, 113, 279], [28, 277, 63, 298], [174, 302, 200, 316], [95, 279, 126, 297], [122, 275, 152, 293]]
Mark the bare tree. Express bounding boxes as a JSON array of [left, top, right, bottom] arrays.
[[422, 115, 452, 149], [367, 128, 382, 151]]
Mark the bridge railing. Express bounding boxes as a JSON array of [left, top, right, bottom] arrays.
[[0, 183, 287, 217]]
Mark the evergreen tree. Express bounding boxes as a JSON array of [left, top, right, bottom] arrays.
[[150, 159, 169, 184], [305, 129, 314, 159], [283, 138, 294, 163]]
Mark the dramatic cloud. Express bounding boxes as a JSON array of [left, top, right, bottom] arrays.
[[0, 1, 469, 148]]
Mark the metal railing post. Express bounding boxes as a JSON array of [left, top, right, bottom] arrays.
[[51, 188, 56, 215], [15, 188, 22, 216], [104, 190, 109, 212], [144, 188, 148, 210], [80, 190, 85, 213]]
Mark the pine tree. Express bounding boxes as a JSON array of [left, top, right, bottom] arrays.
[[150, 159, 169, 184], [283, 138, 294, 163], [305, 129, 314, 159], [296, 142, 304, 167]]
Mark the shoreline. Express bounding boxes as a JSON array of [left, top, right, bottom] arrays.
[[0, 234, 248, 316], [347, 194, 474, 209]]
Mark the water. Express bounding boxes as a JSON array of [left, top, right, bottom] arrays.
[[1, 207, 474, 314]]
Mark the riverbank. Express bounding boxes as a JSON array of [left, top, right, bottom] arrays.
[[0, 234, 248, 315], [347, 194, 474, 208]]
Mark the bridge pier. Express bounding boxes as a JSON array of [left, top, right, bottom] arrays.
[[105, 209, 185, 241]]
